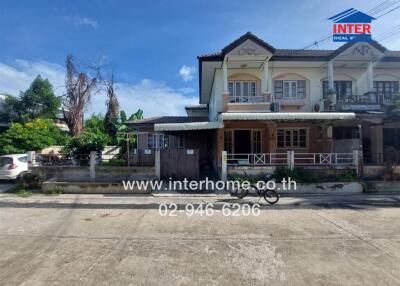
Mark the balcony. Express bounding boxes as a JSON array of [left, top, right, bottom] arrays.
[[223, 93, 272, 112], [329, 92, 398, 111]]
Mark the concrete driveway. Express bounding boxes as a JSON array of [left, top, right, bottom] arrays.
[[0, 194, 399, 285]]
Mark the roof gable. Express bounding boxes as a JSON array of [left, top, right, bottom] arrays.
[[221, 32, 275, 56], [329, 40, 386, 60]]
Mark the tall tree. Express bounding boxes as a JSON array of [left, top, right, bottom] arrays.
[[104, 74, 120, 138], [63, 55, 102, 136], [2, 75, 61, 123]]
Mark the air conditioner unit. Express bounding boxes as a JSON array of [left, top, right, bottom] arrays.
[[270, 102, 281, 112]]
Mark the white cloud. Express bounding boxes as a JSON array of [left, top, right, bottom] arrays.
[[0, 59, 197, 117], [69, 16, 98, 29], [179, 65, 196, 82]]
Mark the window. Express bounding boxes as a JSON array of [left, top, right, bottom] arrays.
[[275, 80, 306, 99], [224, 130, 233, 153], [323, 81, 352, 101], [177, 134, 185, 149], [252, 130, 261, 153], [374, 81, 399, 103], [147, 134, 169, 149], [277, 128, 308, 148], [228, 80, 256, 102], [18, 156, 28, 163]]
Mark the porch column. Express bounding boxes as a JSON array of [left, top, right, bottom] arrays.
[[328, 61, 334, 91], [220, 57, 229, 113], [328, 60, 336, 105], [222, 57, 228, 93], [367, 61, 374, 91], [262, 59, 270, 93]]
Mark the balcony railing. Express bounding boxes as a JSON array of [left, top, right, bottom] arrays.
[[338, 93, 397, 105], [228, 94, 271, 103]]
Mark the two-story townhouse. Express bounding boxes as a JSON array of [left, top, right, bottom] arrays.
[[129, 32, 400, 179]]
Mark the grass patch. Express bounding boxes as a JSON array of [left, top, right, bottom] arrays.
[[42, 187, 64, 195], [273, 167, 358, 184], [5, 184, 37, 197], [362, 181, 378, 193]]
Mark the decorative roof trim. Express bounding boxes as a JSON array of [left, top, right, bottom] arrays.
[[154, 121, 223, 131]]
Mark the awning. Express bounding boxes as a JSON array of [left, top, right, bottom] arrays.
[[154, 121, 223, 131], [220, 112, 356, 121]]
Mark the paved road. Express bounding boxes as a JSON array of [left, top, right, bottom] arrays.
[[0, 193, 399, 285]]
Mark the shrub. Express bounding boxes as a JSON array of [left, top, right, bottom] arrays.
[[0, 118, 69, 155], [63, 131, 107, 155]]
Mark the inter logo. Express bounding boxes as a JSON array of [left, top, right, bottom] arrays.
[[328, 8, 375, 42]]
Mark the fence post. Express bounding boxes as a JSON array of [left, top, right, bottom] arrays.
[[353, 150, 360, 176], [27, 151, 35, 168], [221, 151, 227, 182], [155, 150, 161, 180], [90, 151, 97, 181], [287, 150, 294, 170]]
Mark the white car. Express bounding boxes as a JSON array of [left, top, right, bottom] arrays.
[[0, 154, 28, 180]]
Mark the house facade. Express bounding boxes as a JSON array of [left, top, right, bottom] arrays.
[[129, 32, 400, 179]]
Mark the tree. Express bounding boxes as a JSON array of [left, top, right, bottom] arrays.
[[116, 109, 144, 147], [2, 76, 61, 123], [84, 113, 111, 144], [104, 74, 120, 138], [0, 118, 69, 154], [63, 55, 102, 136]]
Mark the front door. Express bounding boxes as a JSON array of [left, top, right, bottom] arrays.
[[234, 130, 252, 154]]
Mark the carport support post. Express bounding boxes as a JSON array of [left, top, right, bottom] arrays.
[[155, 150, 161, 180], [27, 151, 35, 168], [90, 151, 97, 182], [221, 151, 227, 182], [353, 150, 360, 176], [287, 150, 294, 170]]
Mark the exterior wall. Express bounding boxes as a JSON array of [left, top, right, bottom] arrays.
[[222, 121, 333, 154], [207, 65, 400, 118]]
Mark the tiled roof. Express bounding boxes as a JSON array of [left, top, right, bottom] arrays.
[[198, 32, 400, 61], [128, 116, 209, 126]]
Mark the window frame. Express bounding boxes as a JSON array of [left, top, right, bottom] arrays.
[[277, 128, 308, 149], [177, 134, 185, 149], [228, 80, 257, 103], [147, 133, 169, 150], [275, 80, 306, 100]]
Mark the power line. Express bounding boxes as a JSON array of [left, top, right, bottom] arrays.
[[301, 0, 400, 49]]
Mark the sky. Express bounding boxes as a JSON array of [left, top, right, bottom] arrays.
[[0, 0, 399, 117]]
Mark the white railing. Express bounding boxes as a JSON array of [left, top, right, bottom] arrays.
[[227, 153, 288, 166], [229, 94, 271, 103], [227, 152, 356, 167], [293, 153, 354, 166]]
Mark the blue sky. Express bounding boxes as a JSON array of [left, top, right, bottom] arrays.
[[0, 0, 399, 116]]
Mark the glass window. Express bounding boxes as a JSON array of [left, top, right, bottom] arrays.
[[228, 81, 257, 103], [224, 130, 233, 153], [277, 128, 308, 148], [177, 134, 185, 149], [323, 81, 352, 101], [374, 81, 399, 103], [147, 134, 169, 149], [18, 156, 28, 163], [0, 157, 13, 166], [252, 130, 261, 153], [278, 80, 304, 99]]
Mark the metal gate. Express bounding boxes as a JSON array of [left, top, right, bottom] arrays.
[[160, 149, 199, 180]]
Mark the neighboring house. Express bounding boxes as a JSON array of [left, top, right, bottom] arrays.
[[129, 32, 400, 179]]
